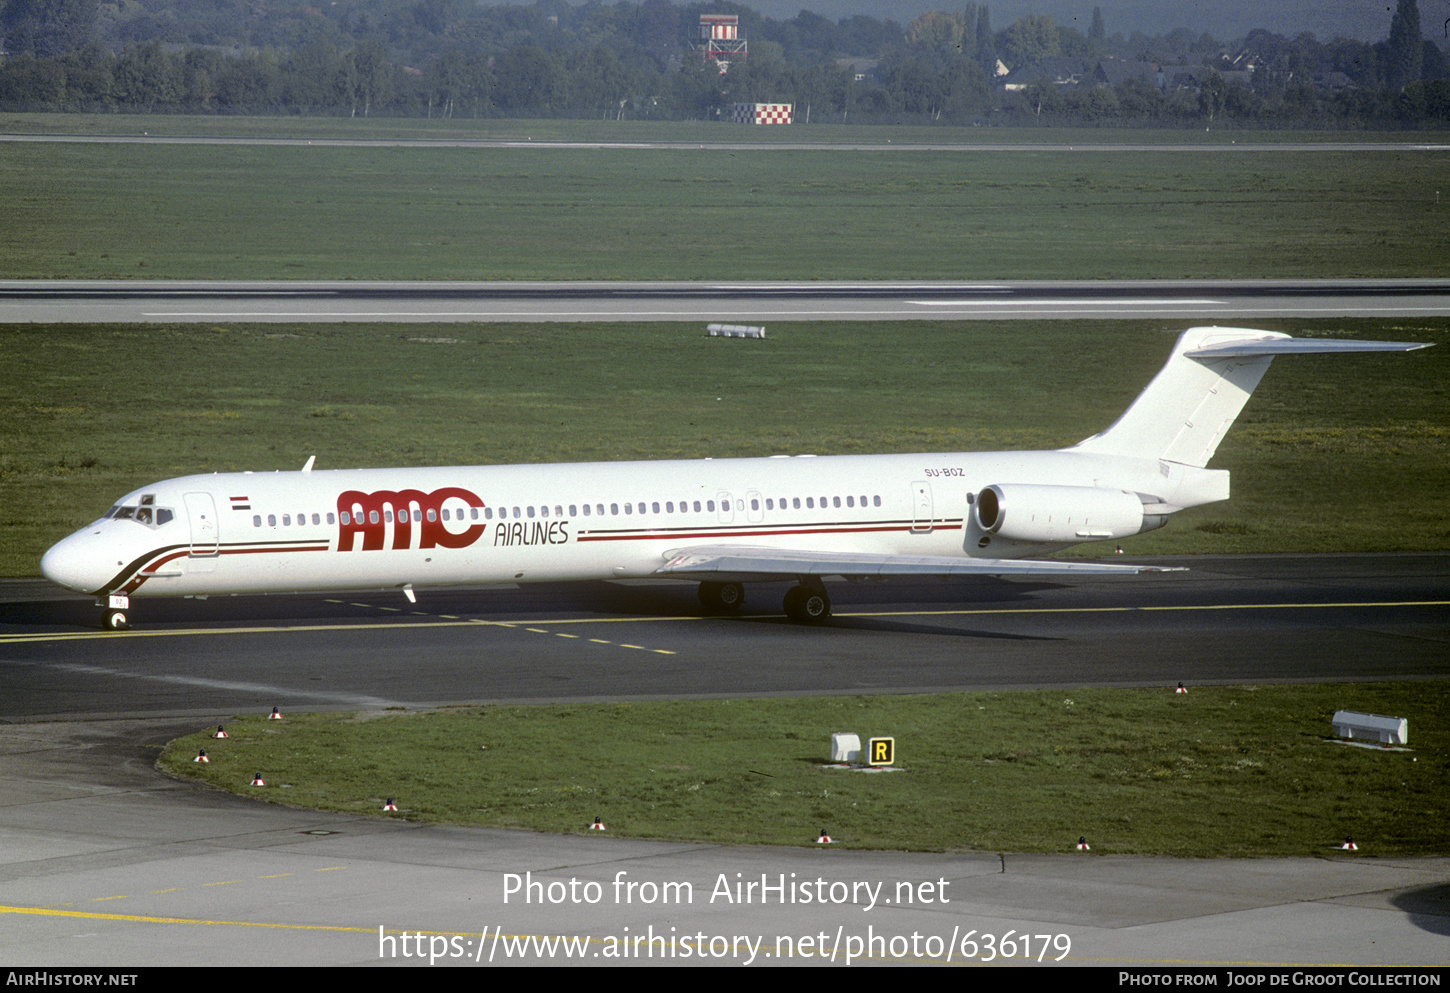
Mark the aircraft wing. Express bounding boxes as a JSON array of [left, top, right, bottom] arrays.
[[655, 545, 1181, 582]]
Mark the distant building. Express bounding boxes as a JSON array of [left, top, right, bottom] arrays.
[[835, 57, 879, 82], [1314, 71, 1355, 91], [1001, 57, 1090, 90], [1165, 65, 1211, 90], [1094, 60, 1165, 90]]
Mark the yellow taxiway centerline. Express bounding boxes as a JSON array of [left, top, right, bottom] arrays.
[[0, 601, 1444, 646]]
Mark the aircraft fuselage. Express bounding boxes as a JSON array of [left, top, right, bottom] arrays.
[[40, 448, 1217, 601]]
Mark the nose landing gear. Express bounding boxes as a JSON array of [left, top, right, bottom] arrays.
[[99, 594, 131, 631]]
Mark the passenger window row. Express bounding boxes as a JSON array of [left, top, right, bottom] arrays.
[[254, 512, 336, 528], [252, 494, 885, 528]]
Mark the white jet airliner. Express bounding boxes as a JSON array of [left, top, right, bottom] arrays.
[[41, 326, 1428, 630]]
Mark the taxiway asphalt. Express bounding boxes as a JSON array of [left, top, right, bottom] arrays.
[[0, 556, 1446, 967]]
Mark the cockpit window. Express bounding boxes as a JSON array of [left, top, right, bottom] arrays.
[[108, 502, 174, 529]]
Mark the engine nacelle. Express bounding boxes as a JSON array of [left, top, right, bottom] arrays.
[[973, 484, 1167, 543]]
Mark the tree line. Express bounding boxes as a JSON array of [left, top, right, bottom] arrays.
[[0, 0, 1446, 126]]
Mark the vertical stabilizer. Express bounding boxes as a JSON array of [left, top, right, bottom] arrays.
[[1067, 327, 1430, 468], [1069, 327, 1286, 467]]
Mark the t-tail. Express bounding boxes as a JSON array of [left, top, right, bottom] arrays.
[[1066, 326, 1431, 468]]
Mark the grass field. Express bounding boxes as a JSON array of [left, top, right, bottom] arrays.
[[158, 681, 1448, 856], [3, 126, 1447, 280], [3, 318, 1445, 577]]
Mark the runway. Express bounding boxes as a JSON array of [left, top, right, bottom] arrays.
[[3, 132, 1448, 154], [3, 278, 1449, 323], [1, 556, 1446, 967]]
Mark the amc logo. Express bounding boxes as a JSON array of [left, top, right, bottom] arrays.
[[337, 487, 485, 552]]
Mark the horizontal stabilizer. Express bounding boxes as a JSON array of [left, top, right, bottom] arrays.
[[658, 545, 1181, 581], [1185, 338, 1431, 358]]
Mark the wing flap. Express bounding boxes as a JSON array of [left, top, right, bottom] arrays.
[[657, 545, 1180, 580]]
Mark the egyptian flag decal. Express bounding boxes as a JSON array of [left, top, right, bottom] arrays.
[[230, 496, 251, 511]]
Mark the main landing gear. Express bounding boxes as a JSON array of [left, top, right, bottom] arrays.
[[782, 584, 831, 624], [698, 581, 745, 614], [696, 580, 832, 625]]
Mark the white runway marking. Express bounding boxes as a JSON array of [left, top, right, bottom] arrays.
[[46, 661, 410, 709], [907, 298, 1224, 306]]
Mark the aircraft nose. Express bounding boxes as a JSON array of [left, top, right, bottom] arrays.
[[40, 530, 110, 594]]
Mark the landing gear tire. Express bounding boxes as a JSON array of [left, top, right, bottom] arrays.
[[783, 585, 831, 624], [103, 609, 130, 631], [698, 581, 745, 614]]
